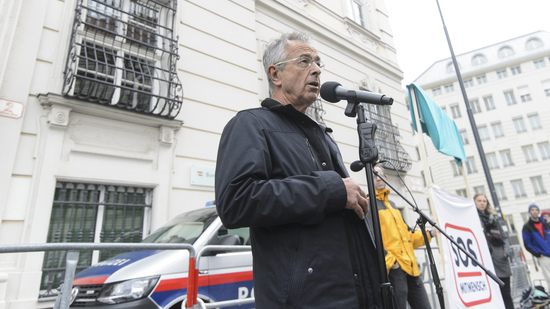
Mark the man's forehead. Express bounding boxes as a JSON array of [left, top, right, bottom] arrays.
[[286, 40, 318, 57]]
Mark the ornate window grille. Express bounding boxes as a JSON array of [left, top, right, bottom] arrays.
[[62, 0, 183, 118], [363, 103, 412, 173], [306, 99, 326, 124], [39, 182, 152, 298]]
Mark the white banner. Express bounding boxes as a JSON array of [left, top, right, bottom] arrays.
[[431, 185, 504, 308]]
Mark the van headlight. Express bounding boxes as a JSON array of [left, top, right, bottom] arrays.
[[97, 276, 159, 304]]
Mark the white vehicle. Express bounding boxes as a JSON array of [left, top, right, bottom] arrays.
[[69, 206, 253, 308]]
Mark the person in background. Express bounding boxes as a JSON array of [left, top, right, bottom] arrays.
[[373, 165, 434, 309], [215, 31, 383, 308], [541, 210, 550, 222], [523, 203, 550, 288], [474, 193, 514, 309]]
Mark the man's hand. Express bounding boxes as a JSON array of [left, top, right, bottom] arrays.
[[343, 178, 369, 219], [391, 261, 400, 269]]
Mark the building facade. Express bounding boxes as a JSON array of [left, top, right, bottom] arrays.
[[413, 30, 550, 277], [0, 0, 425, 307]]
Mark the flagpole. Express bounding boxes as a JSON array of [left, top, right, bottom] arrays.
[[460, 165, 472, 198], [409, 87, 446, 274], [434, 0, 504, 219]]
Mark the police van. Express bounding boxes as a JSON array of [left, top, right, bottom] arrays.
[[69, 206, 254, 308]]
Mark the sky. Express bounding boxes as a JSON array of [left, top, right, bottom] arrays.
[[384, 0, 550, 88]]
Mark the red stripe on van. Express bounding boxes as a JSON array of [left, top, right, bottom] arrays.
[[73, 276, 109, 285], [154, 271, 253, 292]]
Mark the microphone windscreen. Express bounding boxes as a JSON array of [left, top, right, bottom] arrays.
[[320, 81, 341, 103]]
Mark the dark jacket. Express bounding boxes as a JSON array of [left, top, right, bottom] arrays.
[[478, 211, 512, 278], [215, 99, 382, 308], [522, 217, 550, 257]]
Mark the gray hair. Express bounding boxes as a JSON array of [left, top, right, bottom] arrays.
[[263, 32, 312, 94]]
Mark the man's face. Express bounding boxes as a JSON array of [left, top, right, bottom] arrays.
[[530, 207, 540, 220], [270, 40, 321, 112], [374, 167, 386, 190]]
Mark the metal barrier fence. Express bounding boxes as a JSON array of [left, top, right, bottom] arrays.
[[0, 243, 254, 309]]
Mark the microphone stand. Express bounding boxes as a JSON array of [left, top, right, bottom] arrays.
[[372, 169, 505, 309], [343, 96, 394, 309]]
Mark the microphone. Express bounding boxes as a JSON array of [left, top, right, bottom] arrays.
[[350, 161, 365, 172], [320, 81, 393, 105], [350, 160, 387, 172]]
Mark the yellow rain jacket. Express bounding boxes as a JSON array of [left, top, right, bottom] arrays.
[[376, 188, 431, 276]]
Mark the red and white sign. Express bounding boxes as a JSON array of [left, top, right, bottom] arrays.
[[0, 99, 24, 119], [431, 185, 504, 308]]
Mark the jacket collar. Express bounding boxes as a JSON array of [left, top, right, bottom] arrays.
[[375, 188, 390, 201]]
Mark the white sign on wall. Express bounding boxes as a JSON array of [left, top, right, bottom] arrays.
[[190, 164, 215, 187], [0, 99, 24, 119], [431, 185, 505, 308]]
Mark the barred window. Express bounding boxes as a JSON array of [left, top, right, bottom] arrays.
[[363, 102, 411, 172], [62, 0, 183, 118], [39, 182, 152, 298]]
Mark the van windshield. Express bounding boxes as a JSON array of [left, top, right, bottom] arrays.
[[142, 207, 218, 244]]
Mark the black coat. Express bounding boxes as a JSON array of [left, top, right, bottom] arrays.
[[215, 99, 382, 308]]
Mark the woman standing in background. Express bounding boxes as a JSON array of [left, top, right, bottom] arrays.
[[474, 193, 514, 309]]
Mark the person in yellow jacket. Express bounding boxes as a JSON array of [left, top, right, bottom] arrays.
[[373, 166, 436, 309]]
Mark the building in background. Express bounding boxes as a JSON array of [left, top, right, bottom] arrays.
[[0, 0, 428, 307], [412, 30, 550, 282]]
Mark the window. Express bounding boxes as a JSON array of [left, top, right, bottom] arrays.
[[486, 152, 499, 169], [526, 38, 543, 50], [348, 0, 365, 26], [444, 83, 455, 93], [511, 66, 522, 75], [500, 150, 514, 167], [504, 90, 517, 105], [62, 0, 183, 118], [495, 183, 507, 201], [483, 95, 495, 110], [473, 186, 485, 195], [543, 80, 550, 96], [491, 122, 504, 138], [459, 129, 469, 145], [498, 46, 514, 58], [496, 69, 508, 79], [40, 182, 152, 298], [472, 54, 487, 66], [451, 160, 462, 176], [450, 104, 461, 119], [477, 125, 490, 141], [531, 176, 547, 195], [464, 78, 474, 88], [456, 189, 467, 197], [523, 145, 538, 163], [466, 156, 477, 174], [470, 99, 481, 114], [528, 114, 542, 130], [446, 62, 455, 73], [518, 86, 532, 102], [476, 75, 487, 84], [513, 117, 527, 133], [538, 142, 550, 160], [534, 59, 546, 69], [511, 179, 527, 198], [432, 87, 442, 96]]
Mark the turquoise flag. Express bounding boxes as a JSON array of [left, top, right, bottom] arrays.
[[407, 83, 466, 165]]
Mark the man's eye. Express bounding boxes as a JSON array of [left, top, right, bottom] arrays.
[[298, 58, 311, 65]]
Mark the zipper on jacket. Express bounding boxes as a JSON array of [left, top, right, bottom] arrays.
[[305, 138, 321, 171]]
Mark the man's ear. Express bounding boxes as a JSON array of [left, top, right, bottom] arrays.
[[268, 65, 282, 87]]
